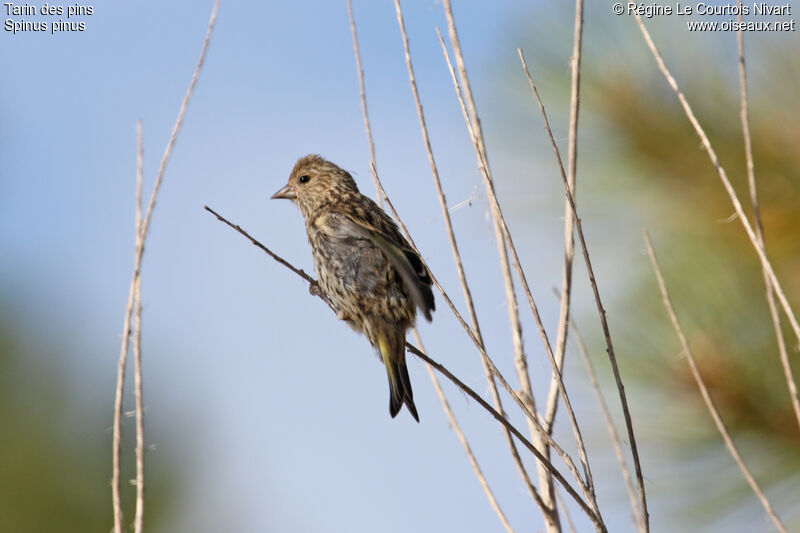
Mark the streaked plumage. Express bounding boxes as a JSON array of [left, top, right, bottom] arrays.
[[272, 154, 434, 421]]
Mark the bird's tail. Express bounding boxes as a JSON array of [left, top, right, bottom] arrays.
[[379, 334, 419, 422]]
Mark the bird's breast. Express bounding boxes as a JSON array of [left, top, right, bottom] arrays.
[[306, 228, 414, 324]]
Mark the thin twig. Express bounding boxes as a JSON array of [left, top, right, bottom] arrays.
[[392, 0, 545, 517], [543, 1, 585, 525], [204, 207, 605, 529], [441, 2, 529, 409], [565, 296, 644, 533], [143, 2, 219, 243], [436, 8, 555, 526], [517, 47, 648, 532], [555, 488, 579, 533], [407, 343, 604, 531], [413, 329, 515, 533], [735, 4, 800, 431], [546, 0, 584, 434], [133, 120, 146, 533], [633, 13, 800, 352], [113, 132, 142, 533], [437, 29, 601, 524], [644, 230, 788, 533], [440, 0, 531, 415], [112, 5, 219, 531], [517, 49, 571, 439], [346, 0, 383, 208], [112, 264, 135, 532], [204, 206, 330, 307], [136, 118, 144, 257]]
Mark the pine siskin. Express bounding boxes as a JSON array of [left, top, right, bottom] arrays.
[[271, 154, 435, 421]]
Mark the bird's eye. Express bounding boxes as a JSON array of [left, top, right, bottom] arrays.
[[299, 175, 311, 184]]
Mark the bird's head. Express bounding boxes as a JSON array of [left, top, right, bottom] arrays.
[[271, 154, 360, 219]]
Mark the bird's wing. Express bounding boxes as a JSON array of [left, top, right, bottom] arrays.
[[315, 210, 435, 321]]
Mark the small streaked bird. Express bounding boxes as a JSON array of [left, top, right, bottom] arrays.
[[272, 154, 435, 421]]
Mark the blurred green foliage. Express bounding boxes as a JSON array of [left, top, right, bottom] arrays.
[[592, 49, 800, 447], [0, 318, 176, 532], [506, 9, 799, 529]]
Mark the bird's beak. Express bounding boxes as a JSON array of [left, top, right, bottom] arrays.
[[271, 183, 296, 200]]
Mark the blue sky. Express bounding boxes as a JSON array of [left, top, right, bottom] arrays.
[[4, 1, 798, 532], [1, 2, 578, 530]]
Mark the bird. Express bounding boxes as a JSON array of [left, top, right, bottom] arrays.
[[271, 154, 434, 421]]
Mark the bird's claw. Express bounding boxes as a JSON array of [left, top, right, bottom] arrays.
[[309, 282, 321, 297]]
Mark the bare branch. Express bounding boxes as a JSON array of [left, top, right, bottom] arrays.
[[555, 488, 579, 533], [133, 120, 146, 533], [644, 230, 788, 533], [346, 0, 383, 208], [544, 1, 586, 524], [547, 0, 584, 436], [735, 3, 800, 431], [203, 206, 330, 307], [436, 27, 600, 521], [407, 342, 603, 531], [516, 48, 648, 531], [112, 4, 219, 531], [204, 206, 605, 530], [391, 0, 545, 517], [633, 13, 800, 353], [413, 329, 516, 533], [567, 303, 644, 533], [439, 0, 531, 416], [112, 267, 135, 533], [526, 1, 586, 523], [435, 7, 557, 526], [136, 119, 144, 238]]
